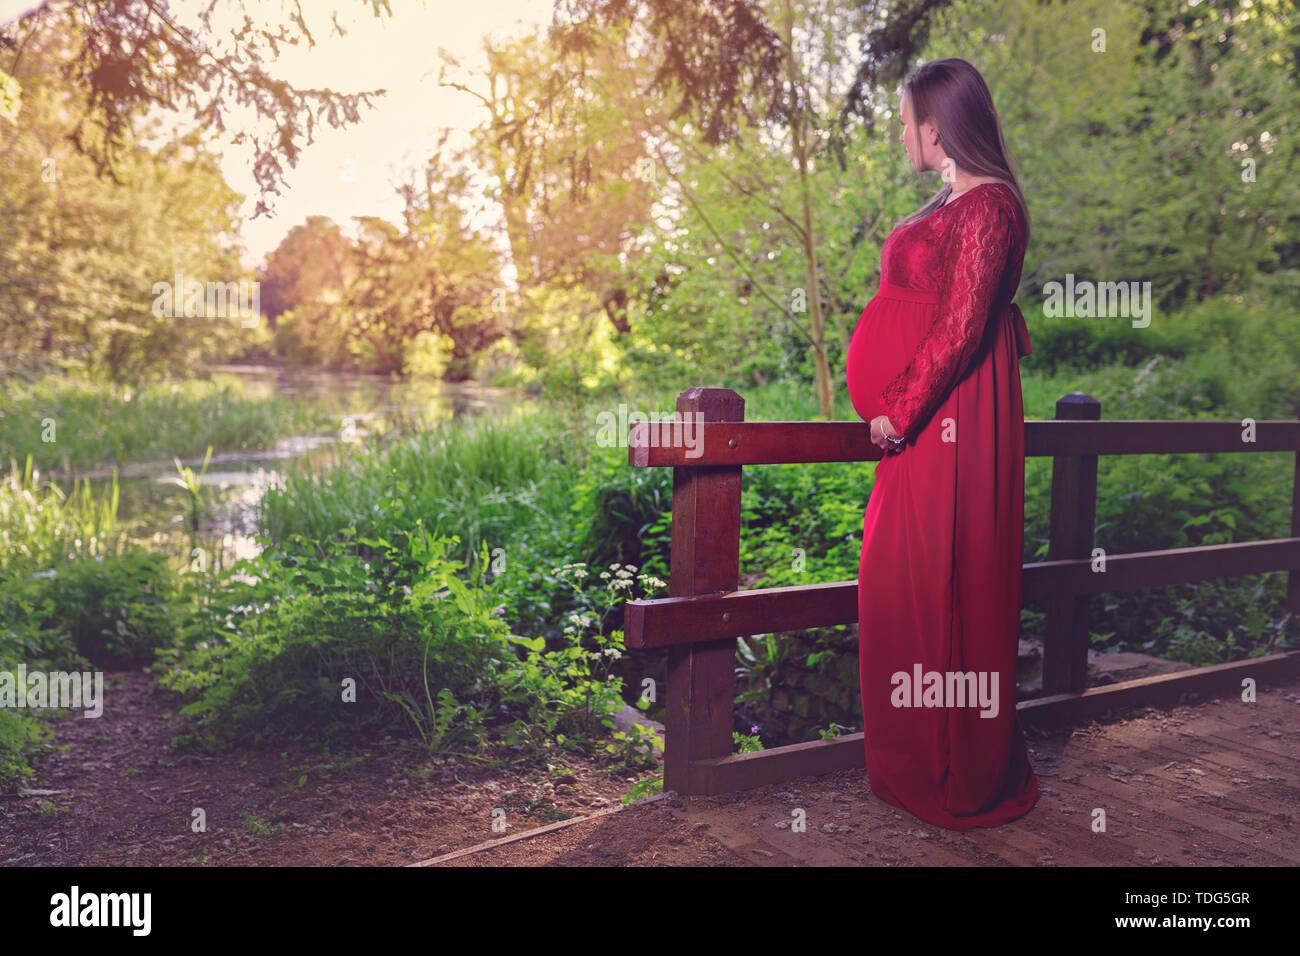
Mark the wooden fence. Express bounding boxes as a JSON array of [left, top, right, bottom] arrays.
[[622, 387, 1300, 797]]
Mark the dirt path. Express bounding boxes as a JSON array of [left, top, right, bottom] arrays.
[[4, 670, 1297, 866], [0, 670, 689, 865]]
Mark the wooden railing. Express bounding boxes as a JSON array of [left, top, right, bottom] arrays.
[[622, 387, 1300, 797]]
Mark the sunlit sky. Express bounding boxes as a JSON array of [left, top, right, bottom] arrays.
[[1, 0, 559, 269]]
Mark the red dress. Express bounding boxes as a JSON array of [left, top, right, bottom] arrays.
[[844, 181, 1039, 830]]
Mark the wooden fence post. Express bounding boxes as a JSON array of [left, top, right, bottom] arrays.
[[662, 387, 744, 796], [1042, 392, 1101, 694], [1290, 400, 1300, 622]]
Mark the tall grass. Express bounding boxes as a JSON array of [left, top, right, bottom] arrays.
[[259, 405, 587, 565], [0, 455, 123, 575], [0, 374, 337, 471]]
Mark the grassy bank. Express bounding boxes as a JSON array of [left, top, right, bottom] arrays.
[[0, 373, 338, 472]]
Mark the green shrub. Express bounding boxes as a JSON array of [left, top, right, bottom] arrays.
[[0, 549, 180, 669], [0, 708, 49, 793], [567, 443, 672, 579], [740, 460, 870, 587], [158, 531, 515, 749], [41, 552, 179, 667], [157, 520, 667, 761]]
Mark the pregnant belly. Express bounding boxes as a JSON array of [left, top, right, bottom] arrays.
[[845, 295, 933, 423]]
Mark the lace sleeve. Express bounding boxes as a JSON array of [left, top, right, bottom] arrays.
[[879, 193, 1014, 441]]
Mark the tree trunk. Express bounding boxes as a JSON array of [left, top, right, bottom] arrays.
[[783, 0, 833, 419]]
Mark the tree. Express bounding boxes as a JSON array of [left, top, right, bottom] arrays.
[[1, 0, 390, 217], [392, 146, 507, 380], [554, 0, 953, 177], [268, 143, 505, 377], [923, 0, 1299, 308], [257, 216, 351, 328], [544, 0, 949, 416], [0, 20, 248, 380], [1127, 0, 1299, 302], [436, 21, 663, 339]]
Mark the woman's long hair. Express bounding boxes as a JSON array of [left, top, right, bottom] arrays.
[[895, 57, 1030, 244]]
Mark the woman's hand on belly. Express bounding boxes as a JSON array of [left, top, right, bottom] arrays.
[[869, 415, 903, 453]]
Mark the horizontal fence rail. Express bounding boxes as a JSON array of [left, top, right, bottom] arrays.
[[625, 539, 1300, 649], [623, 387, 1300, 797], [627, 418, 1300, 467]]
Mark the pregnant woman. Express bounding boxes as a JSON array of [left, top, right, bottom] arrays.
[[845, 58, 1039, 830]]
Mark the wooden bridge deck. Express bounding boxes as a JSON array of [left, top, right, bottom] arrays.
[[433, 674, 1300, 866], [670, 676, 1300, 866]]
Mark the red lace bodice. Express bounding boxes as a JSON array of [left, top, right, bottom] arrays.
[[876, 182, 1028, 440]]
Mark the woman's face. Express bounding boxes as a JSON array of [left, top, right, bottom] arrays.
[[899, 92, 940, 174]]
